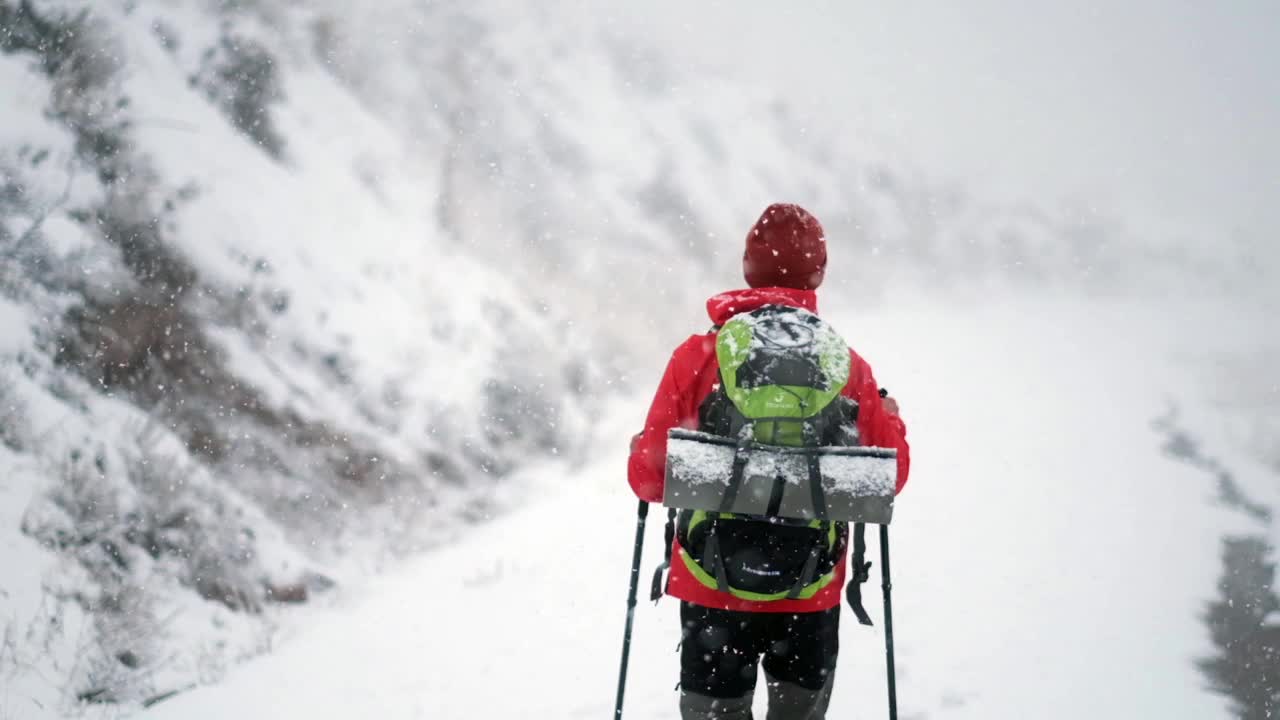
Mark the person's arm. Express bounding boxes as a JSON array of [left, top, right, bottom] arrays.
[[843, 349, 911, 494], [627, 338, 705, 502]]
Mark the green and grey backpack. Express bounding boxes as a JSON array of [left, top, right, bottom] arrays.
[[673, 303, 860, 602]]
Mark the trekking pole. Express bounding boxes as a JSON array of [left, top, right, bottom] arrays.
[[880, 523, 898, 720], [614, 499, 649, 720]]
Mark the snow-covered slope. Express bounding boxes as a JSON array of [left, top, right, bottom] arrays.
[[1, 0, 604, 710], [1, 0, 1275, 716], [138, 295, 1279, 720]]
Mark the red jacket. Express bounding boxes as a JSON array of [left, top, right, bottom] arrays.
[[627, 287, 910, 613]]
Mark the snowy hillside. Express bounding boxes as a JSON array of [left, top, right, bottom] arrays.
[[1, 0, 1275, 717]]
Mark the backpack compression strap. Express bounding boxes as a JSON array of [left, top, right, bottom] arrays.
[[846, 522, 874, 626], [703, 516, 731, 592], [785, 543, 823, 600], [720, 427, 755, 513], [802, 421, 830, 521]]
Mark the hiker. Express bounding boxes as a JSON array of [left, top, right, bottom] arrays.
[[627, 203, 911, 720]]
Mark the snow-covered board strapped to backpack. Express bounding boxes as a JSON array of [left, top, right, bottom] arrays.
[[663, 428, 896, 524]]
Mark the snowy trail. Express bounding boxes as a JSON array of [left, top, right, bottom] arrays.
[[142, 297, 1272, 719]]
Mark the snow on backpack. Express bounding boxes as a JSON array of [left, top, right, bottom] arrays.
[[653, 304, 896, 606]]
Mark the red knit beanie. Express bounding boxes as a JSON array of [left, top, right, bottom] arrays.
[[743, 203, 827, 290]]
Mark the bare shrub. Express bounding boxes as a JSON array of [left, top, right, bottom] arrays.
[[73, 580, 161, 707], [18, 448, 161, 705], [124, 418, 268, 613], [20, 434, 266, 708]]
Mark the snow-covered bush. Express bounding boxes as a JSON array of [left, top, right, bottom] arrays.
[[1199, 536, 1280, 719], [189, 30, 286, 160], [0, 370, 26, 450]]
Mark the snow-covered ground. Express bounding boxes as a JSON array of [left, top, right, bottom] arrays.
[[134, 294, 1278, 720]]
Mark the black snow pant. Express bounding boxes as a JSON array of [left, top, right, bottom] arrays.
[[679, 601, 839, 720]]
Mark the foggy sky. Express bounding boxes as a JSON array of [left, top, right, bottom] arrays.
[[616, 0, 1278, 259]]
